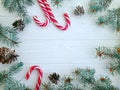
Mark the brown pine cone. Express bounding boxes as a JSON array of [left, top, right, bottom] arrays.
[[0, 47, 19, 64], [74, 6, 85, 16], [12, 19, 25, 31], [48, 73, 60, 84]]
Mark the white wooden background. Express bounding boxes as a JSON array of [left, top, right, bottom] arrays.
[[0, 0, 120, 89]]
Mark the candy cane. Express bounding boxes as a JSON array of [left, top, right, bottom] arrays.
[[34, 0, 71, 30], [43, 0, 71, 30], [26, 65, 43, 90], [33, 0, 50, 27]]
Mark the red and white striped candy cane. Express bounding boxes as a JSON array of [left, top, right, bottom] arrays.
[[34, 0, 71, 30], [26, 65, 43, 90], [33, 0, 50, 27], [43, 0, 71, 30]]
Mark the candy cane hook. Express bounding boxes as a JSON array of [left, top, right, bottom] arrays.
[[34, 0, 71, 30], [33, 0, 50, 27], [43, 0, 71, 30], [26, 65, 43, 90]]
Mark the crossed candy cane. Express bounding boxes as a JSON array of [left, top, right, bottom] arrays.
[[33, 0, 71, 30], [26, 65, 43, 90]]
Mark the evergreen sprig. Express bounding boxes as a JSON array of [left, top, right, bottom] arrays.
[[0, 62, 31, 90], [89, 0, 112, 13], [92, 76, 117, 90], [51, 0, 63, 7], [0, 24, 19, 47], [97, 8, 120, 32], [96, 45, 120, 75], [42, 68, 117, 90], [2, 0, 34, 24], [73, 68, 95, 84]]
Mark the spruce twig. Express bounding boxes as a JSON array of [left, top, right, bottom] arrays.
[[0, 62, 31, 90], [42, 68, 118, 90], [2, 0, 34, 24], [96, 45, 120, 74], [51, 0, 63, 8], [0, 24, 19, 47], [97, 8, 120, 32], [89, 0, 112, 13]]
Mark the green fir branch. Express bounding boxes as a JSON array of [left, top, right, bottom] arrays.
[[42, 68, 118, 90], [51, 0, 63, 8], [73, 68, 95, 84], [42, 82, 55, 90], [4, 78, 25, 90], [89, 0, 112, 13], [97, 8, 120, 32], [92, 76, 117, 90], [0, 62, 31, 90], [7, 62, 23, 76], [96, 45, 120, 74], [58, 82, 73, 90], [0, 25, 19, 47], [2, 0, 34, 24]]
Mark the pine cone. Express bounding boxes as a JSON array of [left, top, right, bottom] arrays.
[[74, 6, 85, 16], [12, 19, 25, 31], [0, 47, 19, 64], [48, 73, 60, 84]]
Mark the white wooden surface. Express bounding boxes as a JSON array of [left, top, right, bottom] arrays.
[[0, 0, 120, 89]]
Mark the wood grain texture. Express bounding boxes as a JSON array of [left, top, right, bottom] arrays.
[[0, 0, 120, 89]]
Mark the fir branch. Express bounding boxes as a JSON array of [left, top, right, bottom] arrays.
[[96, 46, 120, 61], [2, 0, 34, 24], [8, 62, 23, 76], [92, 76, 117, 90], [58, 83, 74, 90], [97, 8, 120, 32], [0, 62, 31, 90], [96, 47, 113, 58], [73, 68, 95, 84], [4, 78, 26, 90], [24, 0, 34, 6], [96, 45, 120, 74], [42, 82, 55, 90], [51, 0, 63, 8], [0, 25, 19, 47], [42, 68, 117, 90], [89, 0, 112, 13]]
